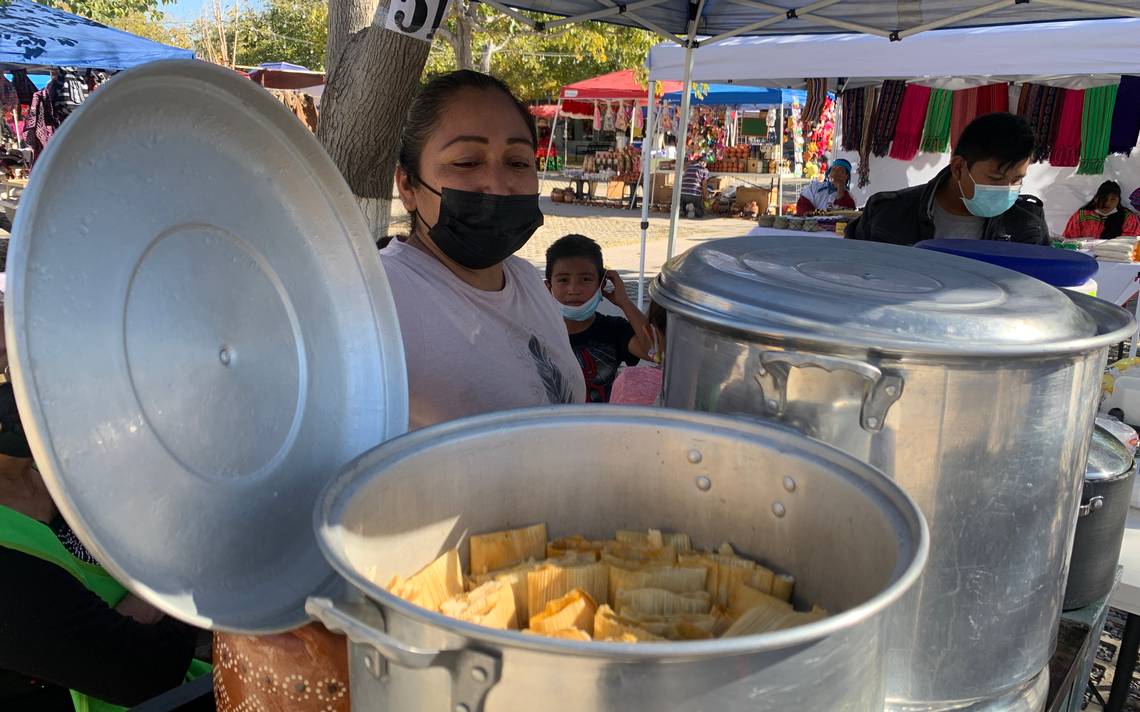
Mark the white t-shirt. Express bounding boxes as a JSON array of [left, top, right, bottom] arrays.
[[380, 240, 586, 430]]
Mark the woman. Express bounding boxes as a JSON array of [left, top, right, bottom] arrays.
[[384, 69, 586, 429], [215, 71, 586, 711], [796, 158, 856, 215], [1063, 180, 1140, 239]]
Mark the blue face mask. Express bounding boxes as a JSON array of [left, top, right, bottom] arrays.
[[560, 287, 603, 322], [959, 170, 1019, 218]]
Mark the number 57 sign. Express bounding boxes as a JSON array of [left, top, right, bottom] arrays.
[[384, 0, 452, 42]]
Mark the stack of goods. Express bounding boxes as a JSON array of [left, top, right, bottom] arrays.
[[584, 149, 641, 181], [710, 146, 753, 173], [385, 523, 828, 643], [1092, 236, 1140, 263], [686, 106, 729, 165]]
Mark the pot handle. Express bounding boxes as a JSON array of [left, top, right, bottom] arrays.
[[1079, 496, 1105, 517], [306, 596, 500, 712], [755, 351, 904, 432]]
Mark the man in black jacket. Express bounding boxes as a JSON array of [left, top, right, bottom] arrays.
[[846, 112, 1050, 246]]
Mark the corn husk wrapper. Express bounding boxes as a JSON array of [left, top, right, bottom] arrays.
[[772, 574, 795, 603], [594, 605, 664, 642], [523, 627, 593, 642], [529, 588, 597, 636], [387, 548, 464, 612], [608, 564, 709, 606], [527, 561, 608, 626], [626, 612, 720, 640], [602, 541, 677, 565], [615, 587, 711, 617], [615, 529, 693, 553], [722, 605, 828, 637], [547, 535, 605, 561], [469, 523, 547, 576], [439, 581, 518, 630], [470, 559, 541, 623], [728, 581, 793, 619], [677, 552, 719, 599]]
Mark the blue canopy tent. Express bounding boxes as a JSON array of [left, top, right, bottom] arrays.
[[0, 0, 194, 72], [661, 84, 806, 107]]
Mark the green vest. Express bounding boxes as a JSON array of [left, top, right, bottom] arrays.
[[0, 505, 210, 712]]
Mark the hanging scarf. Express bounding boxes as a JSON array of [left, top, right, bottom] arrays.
[[10, 69, 36, 107], [803, 78, 827, 126], [841, 87, 865, 151], [977, 82, 1009, 115], [890, 84, 932, 161], [22, 88, 59, 165], [857, 86, 879, 188], [1051, 88, 1085, 168], [920, 88, 953, 154], [1034, 86, 1064, 163], [870, 80, 906, 157], [1109, 75, 1140, 155], [1077, 84, 1118, 174], [949, 87, 980, 151], [632, 103, 644, 132], [592, 102, 602, 131]]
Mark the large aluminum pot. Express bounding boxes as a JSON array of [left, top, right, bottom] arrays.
[[652, 237, 1135, 712], [1064, 424, 1136, 610], [308, 406, 928, 712]]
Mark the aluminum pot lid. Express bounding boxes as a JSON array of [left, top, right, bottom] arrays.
[[1087, 425, 1134, 481], [652, 237, 1101, 355], [6, 60, 408, 633]]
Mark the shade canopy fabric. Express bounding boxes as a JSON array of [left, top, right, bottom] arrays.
[[247, 62, 324, 90], [560, 69, 682, 100], [662, 84, 807, 106], [528, 103, 560, 119], [647, 18, 1140, 83], [496, 1, 1140, 43], [0, 0, 193, 71]]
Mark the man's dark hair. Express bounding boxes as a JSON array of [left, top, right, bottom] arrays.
[[953, 112, 1035, 173], [545, 234, 603, 281]]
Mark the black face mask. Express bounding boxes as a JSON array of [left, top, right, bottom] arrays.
[[415, 181, 543, 270]]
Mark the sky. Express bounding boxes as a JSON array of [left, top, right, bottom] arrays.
[[163, 0, 264, 23]]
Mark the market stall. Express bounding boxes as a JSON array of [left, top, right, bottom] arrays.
[[244, 62, 322, 132]]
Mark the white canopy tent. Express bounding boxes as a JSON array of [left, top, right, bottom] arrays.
[[487, 0, 1140, 306]]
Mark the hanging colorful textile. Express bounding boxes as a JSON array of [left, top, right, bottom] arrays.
[[949, 87, 979, 151], [615, 102, 629, 131], [889, 84, 932, 161], [841, 87, 865, 151], [1077, 84, 1118, 175], [592, 103, 602, 131], [1020, 84, 1064, 163], [870, 80, 906, 157], [803, 78, 828, 125], [977, 82, 1009, 115], [857, 86, 879, 188], [632, 104, 644, 132], [1051, 88, 1085, 168], [603, 102, 616, 132], [1109, 75, 1140, 155], [22, 88, 59, 165], [919, 88, 953, 154], [9, 69, 36, 107]]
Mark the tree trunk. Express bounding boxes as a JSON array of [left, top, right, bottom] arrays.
[[320, 0, 430, 241]]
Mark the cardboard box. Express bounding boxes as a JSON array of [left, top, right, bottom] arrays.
[[653, 184, 673, 207], [606, 181, 626, 200], [733, 186, 772, 214]]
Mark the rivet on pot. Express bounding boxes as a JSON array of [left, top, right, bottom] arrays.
[[783, 476, 796, 493], [363, 651, 381, 678], [456, 705, 471, 712], [696, 476, 712, 491], [687, 449, 703, 464], [772, 501, 786, 518], [885, 385, 898, 397], [766, 399, 779, 410], [219, 346, 233, 367], [866, 416, 880, 429], [471, 667, 488, 683]]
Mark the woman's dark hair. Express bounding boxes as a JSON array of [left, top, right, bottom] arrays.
[[545, 234, 603, 280], [397, 70, 537, 186], [647, 300, 667, 335], [1083, 180, 1129, 238], [954, 112, 1035, 174]]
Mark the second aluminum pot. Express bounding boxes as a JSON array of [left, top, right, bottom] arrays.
[[652, 237, 1135, 711], [310, 406, 928, 711]]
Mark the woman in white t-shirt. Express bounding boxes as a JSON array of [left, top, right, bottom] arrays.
[[384, 71, 586, 429]]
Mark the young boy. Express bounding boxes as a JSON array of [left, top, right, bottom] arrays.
[[545, 234, 653, 403]]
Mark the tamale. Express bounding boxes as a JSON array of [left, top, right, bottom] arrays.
[[722, 604, 801, 637], [615, 587, 711, 617], [529, 589, 597, 636], [602, 540, 677, 565], [594, 605, 664, 642], [469, 523, 547, 576], [626, 612, 720, 640], [677, 552, 719, 600], [439, 581, 518, 630], [608, 564, 709, 606], [470, 559, 540, 623], [547, 534, 605, 560], [772, 574, 795, 602], [728, 581, 793, 619], [387, 548, 463, 612], [615, 529, 693, 553], [523, 627, 592, 642], [527, 561, 608, 625]]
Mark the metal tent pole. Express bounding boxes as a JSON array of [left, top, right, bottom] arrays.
[[638, 81, 656, 310], [777, 104, 784, 216], [666, 40, 696, 260], [540, 99, 562, 182]]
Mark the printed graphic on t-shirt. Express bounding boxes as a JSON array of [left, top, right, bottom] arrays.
[[528, 335, 577, 404], [576, 342, 621, 403]]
